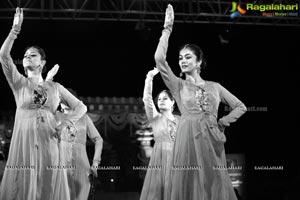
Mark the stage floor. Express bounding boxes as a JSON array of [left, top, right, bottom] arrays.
[[93, 192, 140, 200]]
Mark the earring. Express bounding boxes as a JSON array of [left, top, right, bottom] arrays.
[[39, 65, 43, 73], [197, 67, 201, 74]]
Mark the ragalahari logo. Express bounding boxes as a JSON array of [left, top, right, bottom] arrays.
[[230, 2, 246, 19]]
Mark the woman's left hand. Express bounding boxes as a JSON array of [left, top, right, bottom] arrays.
[[146, 67, 159, 78], [164, 4, 174, 30], [45, 64, 60, 81]]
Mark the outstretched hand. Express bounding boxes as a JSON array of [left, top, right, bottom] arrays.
[[146, 67, 159, 78], [45, 64, 60, 81], [164, 4, 174, 30], [13, 7, 23, 31]]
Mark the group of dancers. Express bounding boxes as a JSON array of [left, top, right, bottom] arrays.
[[140, 4, 247, 200], [0, 4, 246, 200], [0, 7, 103, 200]]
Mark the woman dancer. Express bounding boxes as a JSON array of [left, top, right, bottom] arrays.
[[56, 88, 103, 200], [154, 4, 247, 200], [0, 8, 87, 200], [140, 68, 179, 200]]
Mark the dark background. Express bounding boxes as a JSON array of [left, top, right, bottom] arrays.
[[0, 15, 299, 199]]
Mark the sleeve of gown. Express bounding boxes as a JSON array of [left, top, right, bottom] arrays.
[[0, 30, 26, 93], [86, 115, 103, 164], [142, 75, 159, 121], [154, 29, 180, 95], [218, 83, 247, 127], [58, 83, 87, 125]]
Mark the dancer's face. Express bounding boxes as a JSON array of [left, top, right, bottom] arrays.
[[179, 48, 201, 74], [23, 47, 45, 72], [157, 91, 174, 111]]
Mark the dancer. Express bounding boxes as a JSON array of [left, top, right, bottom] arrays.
[[56, 88, 103, 200], [154, 4, 247, 200], [140, 68, 179, 200], [0, 8, 87, 200]]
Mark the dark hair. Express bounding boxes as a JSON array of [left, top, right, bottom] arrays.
[[179, 43, 207, 70], [24, 46, 46, 60], [24, 45, 47, 74], [154, 90, 176, 112], [157, 90, 174, 102]]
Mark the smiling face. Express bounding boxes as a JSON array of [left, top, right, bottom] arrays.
[[157, 91, 174, 112], [179, 48, 202, 75], [23, 47, 46, 73]]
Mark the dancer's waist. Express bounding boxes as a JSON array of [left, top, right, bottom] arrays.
[[61, 138, 86, 146], [182, 112, 215, 118], [181, 112, 218, 124]]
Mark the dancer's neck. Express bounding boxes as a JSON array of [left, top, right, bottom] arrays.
[[186, 73, 205, 85], [28, 74, 44, 84], [161, 110, 175, 121]]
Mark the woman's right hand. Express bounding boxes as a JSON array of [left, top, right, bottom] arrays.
[[218, 119, 228, 132], [12, 7, 23, 31], [164, 4, 174, 30], [146, 67, 159, 79]]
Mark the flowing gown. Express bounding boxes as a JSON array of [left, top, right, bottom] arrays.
[[154, 29, 247, 200], [0, 30, 87, 200], [139, 74, 179, 200], [57, 113, 103, 200]]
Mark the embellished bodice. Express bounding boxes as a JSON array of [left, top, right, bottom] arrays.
[[16, 80, 61, 115], [180, 81, 221, 118], [62, 122, 77, 143], [167, 117, 178, 141], [58, 114, 96, 145], [151, 115, 179, 143], [33, 85, 48, 106], [195, 87, 209, 112]]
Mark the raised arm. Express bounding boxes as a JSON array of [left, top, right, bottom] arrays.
[[217, 83, 247, 130], [154, 4, 180, 95], [143, 68, 159, 120], [0, 7, 26, 92], [85, 114, 103, 177]]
